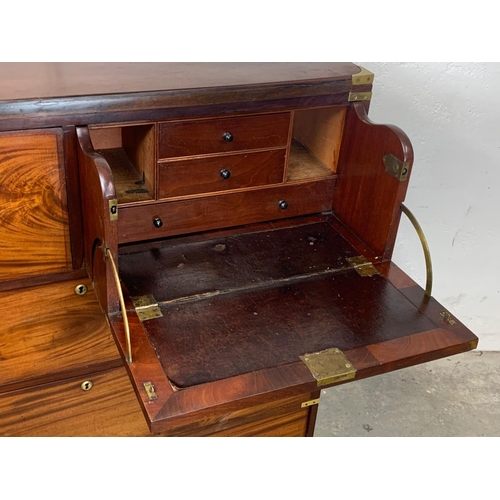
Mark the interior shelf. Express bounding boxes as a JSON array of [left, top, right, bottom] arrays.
[[97, 148, 152, 203], [287, 139, 335, 181]]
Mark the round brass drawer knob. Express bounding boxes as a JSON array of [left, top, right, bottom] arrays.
[[222, 132, 233, 142], [278, 200, 288, 210], [153, 217, 163, 228], [220, 169, 231, 179]]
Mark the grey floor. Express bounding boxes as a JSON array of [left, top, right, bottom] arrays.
[[314, 350, 500, 437]]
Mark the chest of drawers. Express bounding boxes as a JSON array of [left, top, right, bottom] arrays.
[[0, 63, 478, 436]]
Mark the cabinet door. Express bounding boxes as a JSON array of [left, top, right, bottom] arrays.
[[0, 129, 71, 280]]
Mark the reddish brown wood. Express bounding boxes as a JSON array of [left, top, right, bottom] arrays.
[[158, 149, 286, 199], [334, 102, 414, 260], [376, 261, 418, 289], [76, 126, 119, 313], [158, 113, 290, 158], [0, 63, 361, 101], [305, 391, 321, 437], [0, 63, 362, 131], [118, 217, 358, 303], [0, 278, 121, 394], [0, 269, 87, 293], [0, 367, 151, 437], [63, 126, 84, 269], [118, 179, 335, 244], [0, 129, 72, 281]]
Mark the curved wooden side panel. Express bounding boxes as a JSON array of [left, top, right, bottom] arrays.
[[333, 102, 414, 260], [76, 126, 119, 313]]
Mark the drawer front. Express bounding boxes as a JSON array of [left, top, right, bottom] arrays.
[[158, 149, 286, 199], [118, 179, 335, 243], [158, 113, 290, 158], [0, 367, 150, 437]]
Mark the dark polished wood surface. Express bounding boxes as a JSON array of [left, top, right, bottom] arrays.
[[0, 63, 360, 100], [117, 218, 472, 391], [0, 63, 364, 131]]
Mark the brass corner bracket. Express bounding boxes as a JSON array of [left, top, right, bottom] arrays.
[[352, 67, 375, 86], [348, 91, 372, 102]]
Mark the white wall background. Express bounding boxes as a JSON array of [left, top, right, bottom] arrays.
[[357, 62, 500, 350]]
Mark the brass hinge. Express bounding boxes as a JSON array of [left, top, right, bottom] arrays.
[[301, 398, 320, 408], [143, 381, 158, 401], [346, 256, 380, 277], [109, 199, 118, 221], [348, 91, 372, 102], [384, 154, 410, 182], [300, 348, 356, 387], [131, 294, 163, 322], [352, 67, 375, 86]]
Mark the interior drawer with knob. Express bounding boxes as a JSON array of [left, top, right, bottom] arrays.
[[118, 178, 335, 244], [158, 112, 291, 159], [158, 149, 286, 199]]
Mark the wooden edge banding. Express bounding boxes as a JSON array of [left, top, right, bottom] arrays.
[[0, 269, 88, 292], [375, 261, 418, 289], [63, 126, 84, 270], [399, 285, 480, 344], [327, 216, 379, 262], [0, 360, 124, 395], [151, 362, 316, 434], [107, 312, 175, 427]]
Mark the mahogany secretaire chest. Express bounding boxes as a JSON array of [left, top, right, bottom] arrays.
[[0, 63, 478, 436]]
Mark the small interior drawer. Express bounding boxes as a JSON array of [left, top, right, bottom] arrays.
[[118, 179, 335, 244], [158, 113, 291, 159], [158, 149, 286, 199]]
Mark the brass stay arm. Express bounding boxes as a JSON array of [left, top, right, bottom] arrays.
[[400, 203, 433, 298], [105, 248, 132, 364]]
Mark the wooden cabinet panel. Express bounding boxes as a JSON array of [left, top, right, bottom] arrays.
[[0, 368, 150, 437], [158, 149, 286, 199], [158, 113, 290, 158], [118, 179, 335, 244], [0, 278, 122, 393], [0, 129, 71, 280], [166, 392, 317, 437]]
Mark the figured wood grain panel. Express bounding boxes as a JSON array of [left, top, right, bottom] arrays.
[[0, 278, 122, 393], [0, 129, 72, 279], [163, 392, 314, 437], [0, 368, 151, 437], [206, 410, 308, 437]]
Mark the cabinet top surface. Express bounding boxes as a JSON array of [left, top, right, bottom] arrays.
[[0, 62, 360, 101]]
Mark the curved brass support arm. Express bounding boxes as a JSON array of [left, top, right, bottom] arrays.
[[400, 204, 433, 298], [105, 248, 132, 364]]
